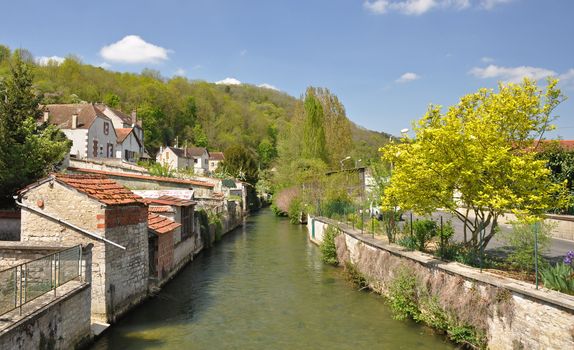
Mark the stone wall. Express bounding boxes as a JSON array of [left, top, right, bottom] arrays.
[[0, 245, 62, 271], [0, 211, 21, 241], [308, 216, 574, 350], [20, 181, 149, 323], [0, 282, 91, 350]]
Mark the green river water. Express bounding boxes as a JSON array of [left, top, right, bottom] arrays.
[[91, 209, 455, 350]]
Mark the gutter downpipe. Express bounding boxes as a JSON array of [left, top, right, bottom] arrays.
[[15, 200, 126, 250]]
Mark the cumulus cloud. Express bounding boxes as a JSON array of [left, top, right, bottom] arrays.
[[396, 72, 421, 83], [469, 64, 557, 83], [215, 77, 242, 85], [258, 83, 280, 91], [100, 35, 170, 64], [364, 0, 509, 15], [174, 68, 186, 76], [36, 56, 65, 66]]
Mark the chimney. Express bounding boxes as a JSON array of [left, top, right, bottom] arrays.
[[43, 111, 49, 122], [72, 114, 78, 129], [131, 110, 137, 127]]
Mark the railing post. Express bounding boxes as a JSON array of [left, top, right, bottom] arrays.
[[534, 222, 539, 290], [79, 245, 83, 282], [53, 253, 57, 297], [19, 265, 23, 315], [24, 263, 28, 304], [13, 267, 17, 310]]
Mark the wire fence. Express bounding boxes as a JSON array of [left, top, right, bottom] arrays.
[[0, 245, 82, 316]]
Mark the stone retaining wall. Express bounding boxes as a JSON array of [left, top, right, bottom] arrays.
[[308, 216, 574, 350]]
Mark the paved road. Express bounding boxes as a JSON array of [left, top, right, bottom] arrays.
[[406, 211, 574, 261]]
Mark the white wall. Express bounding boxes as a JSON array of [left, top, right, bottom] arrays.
[[62, 129, 88, 158], [117, 132, 141, 162], [87, 117, 117, 158]]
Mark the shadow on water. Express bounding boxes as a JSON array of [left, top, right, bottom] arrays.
[[91, 210, 456, 350]]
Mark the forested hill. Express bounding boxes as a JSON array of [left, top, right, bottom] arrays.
[[0, 48, 391, 165]]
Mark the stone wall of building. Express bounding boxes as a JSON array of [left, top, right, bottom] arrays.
[[0, 211, 20, 241], [20, 181, 149, 323], [0, 282, 91, 350], [308, 216, 574, 350], [0, 245, 62, 271]]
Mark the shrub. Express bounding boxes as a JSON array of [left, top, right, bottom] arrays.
[[502, 220, 551, 273], [344, 261, 368, 289], [320, 226, 339, 265], [412, 219, 438, 251], [387, 267, 420, 321], [540, 263, 574, 295], [397, 235, 418, 250], [287, 196, 304, 224]]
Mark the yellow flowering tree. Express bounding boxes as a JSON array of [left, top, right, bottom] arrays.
[[381, 78, 568, 251]]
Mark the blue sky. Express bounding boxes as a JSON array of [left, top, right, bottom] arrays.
[[1, 0, 573, 138]]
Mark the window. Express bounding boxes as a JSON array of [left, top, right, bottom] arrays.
[[103, 122, 109, 135], [181, 206, 193, 240], [92, 140, 98, 157], [194, 158, 198, 164]]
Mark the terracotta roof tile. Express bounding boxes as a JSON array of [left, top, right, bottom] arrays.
[[144, 195, 195, 207], [43, 104, 111, 129], [115, 128, 133, 143], [149, 206, 174, 213], [148, 212, 180, 234], [54, 174, 143, 206], [209, 152, 225, 161], [66, 167, 215, 188]]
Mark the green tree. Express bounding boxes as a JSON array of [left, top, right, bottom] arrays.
[[219, 144, 259, 185], [381, 79, 568, 252], [535, 142, 574, 214], [302, 89, 328, 162], [0, 45, 10, 63], [0, 55, 71, 205]]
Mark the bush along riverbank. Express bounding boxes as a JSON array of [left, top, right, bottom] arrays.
[[314, 216, 574, 350]]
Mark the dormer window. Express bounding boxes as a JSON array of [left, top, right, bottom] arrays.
[[103, 122, 109, 135]]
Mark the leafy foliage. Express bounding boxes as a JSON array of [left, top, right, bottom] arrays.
[[502, 221, 551, 273], [540, 263, 574, 294], [0, 54, 71, 205], [382, 79, 568, 252], [320, 225, 340, 265]]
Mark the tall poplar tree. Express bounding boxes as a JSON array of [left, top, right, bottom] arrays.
[[302, 89, 328, 162]]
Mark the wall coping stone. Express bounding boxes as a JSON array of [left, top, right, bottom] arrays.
[[312, 216, 574, 313]]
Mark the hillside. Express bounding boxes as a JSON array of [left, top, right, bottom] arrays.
[[0, 47, 391, 166]]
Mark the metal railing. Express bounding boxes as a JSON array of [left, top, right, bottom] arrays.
[[0, 245, 82, 316]]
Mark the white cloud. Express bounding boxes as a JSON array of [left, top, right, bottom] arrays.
[[215, 77, 242, 85], [258, 83, 280, 91], [396, 72, 421, 83], [100, 35, 170, 64], [559, 69, 574, 81], [36, 56, 65, 66], [174, 68, 186, 76], [481, 56, 495, 63], [364, 0, 510, 15], [364, 0, 389, 14], [392, 0, 437, 15], [480, 0, 513, 10], [97, 62, 111, 69], [469, 64, 557, 83]]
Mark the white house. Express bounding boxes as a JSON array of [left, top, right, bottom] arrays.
[[115, 128, 143, 163], [156, 146, 210, 175], [209, 152, 225, 173], [43, 104, 118, 159], [96, 104, 145, 150]]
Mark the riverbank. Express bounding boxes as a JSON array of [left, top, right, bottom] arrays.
[[308, 215, 574, 349], [90, 209, 455, 350]]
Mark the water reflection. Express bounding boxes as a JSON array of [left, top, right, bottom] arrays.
[[91, 210, 454, 350]]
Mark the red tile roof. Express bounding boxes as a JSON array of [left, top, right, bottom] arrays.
[[144, 195, 195, 207], [54, 174, 143, 206], [43, 104, 111, 129], [148, 213, 180, 234], [66, 167, 215, 188], [534, 140, 574, 151], [209, 152, 225, 161], [149, 206, 174, 213], [115, 128, 133, 143]]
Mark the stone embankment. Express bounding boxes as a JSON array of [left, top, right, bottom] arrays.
[[308, 216, 574, 350]]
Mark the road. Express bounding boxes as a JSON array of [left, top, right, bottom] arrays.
[[406, 211, 574, 262]]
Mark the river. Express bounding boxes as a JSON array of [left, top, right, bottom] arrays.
[[91, 209, 454, 349]]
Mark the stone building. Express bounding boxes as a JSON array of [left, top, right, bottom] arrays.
[[156, 146, 210, 175], [208, 151, 225, 173], [147, 213, 179, 282], [18, 174, 149, 323]]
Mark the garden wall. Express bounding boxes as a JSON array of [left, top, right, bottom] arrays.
[[308, 216, 574, 350]]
